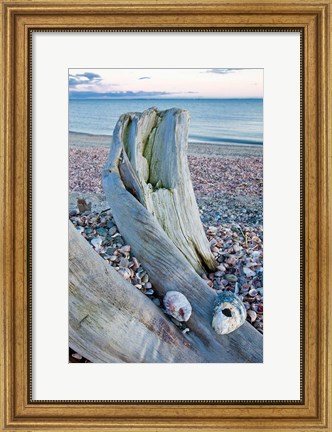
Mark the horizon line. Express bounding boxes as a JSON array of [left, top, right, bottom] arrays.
[[69, 97, 263, 101]]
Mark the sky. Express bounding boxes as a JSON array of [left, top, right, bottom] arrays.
[[69, 68, 263, 99]]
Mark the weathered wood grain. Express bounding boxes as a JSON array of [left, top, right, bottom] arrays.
[[69, 221, 207, 363], [114, 108, 216, 274], [70, 217, 262, 363]]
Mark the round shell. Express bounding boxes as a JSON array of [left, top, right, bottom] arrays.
[[163, 291, 192, 322], [212, 291, 246, 335]]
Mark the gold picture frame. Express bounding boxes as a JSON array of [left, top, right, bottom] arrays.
[[1, 0, 331, 430]]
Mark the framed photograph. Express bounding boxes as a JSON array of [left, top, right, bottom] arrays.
[[1, 0, 331, 431], [68, 67, 264, 366]]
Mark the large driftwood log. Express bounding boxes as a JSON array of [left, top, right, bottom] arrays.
[[102, 108, 263, 363], [69, 220, 261, 362]]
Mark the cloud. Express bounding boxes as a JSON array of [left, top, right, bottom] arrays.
[[138, 76, 151, 80], [69, 90, 178, 99], [203, 68, 242, 75], [69, 72, 102, 87], [77, 72, 100, 80]]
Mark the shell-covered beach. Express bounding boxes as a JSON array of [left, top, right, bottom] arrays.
[[69, 130, 263, 364]]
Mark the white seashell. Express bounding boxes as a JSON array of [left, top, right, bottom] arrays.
[[212, 291, 246, 335], [71, 353, 82, 360], [243, 267, 256, 277], [233, 244, 241, 253], [216, 264, 226, 272], [247, 310, 257, 323], [163, 291, 192, 322]]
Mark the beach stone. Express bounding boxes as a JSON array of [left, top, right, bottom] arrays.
[[107, 220, 115, 229], [119, 257, 129, 267], [69, 209, 78, 217], [96, 228, 107, 236], [225, 274, 238, 283], [145, 289, 154, 295], [119, 245, 131, 254], [108, 226, 117, 235], [137, 268, 146, 278]]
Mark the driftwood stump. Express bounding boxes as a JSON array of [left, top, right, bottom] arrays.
[[105, 107, 216, 274]]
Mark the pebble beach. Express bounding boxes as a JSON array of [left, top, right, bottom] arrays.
[[69, 132, 263, 227], [69, 132, 263, 362]]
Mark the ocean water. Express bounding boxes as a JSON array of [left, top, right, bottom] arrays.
[[69, 98, 263, 146]]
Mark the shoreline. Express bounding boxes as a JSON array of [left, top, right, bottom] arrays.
[[69, 131, 263, 158]]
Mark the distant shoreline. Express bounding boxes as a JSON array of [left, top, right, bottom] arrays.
[[69, 131, 263, 158], [70, 97, 264, 102], [70, 130, 112, 139]]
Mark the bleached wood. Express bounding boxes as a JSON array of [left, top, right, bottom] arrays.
[[69, 218, 262, 363], [113, 108, 216, 274], [102, 109, 263, 362], [68, 221, 206, 363]]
